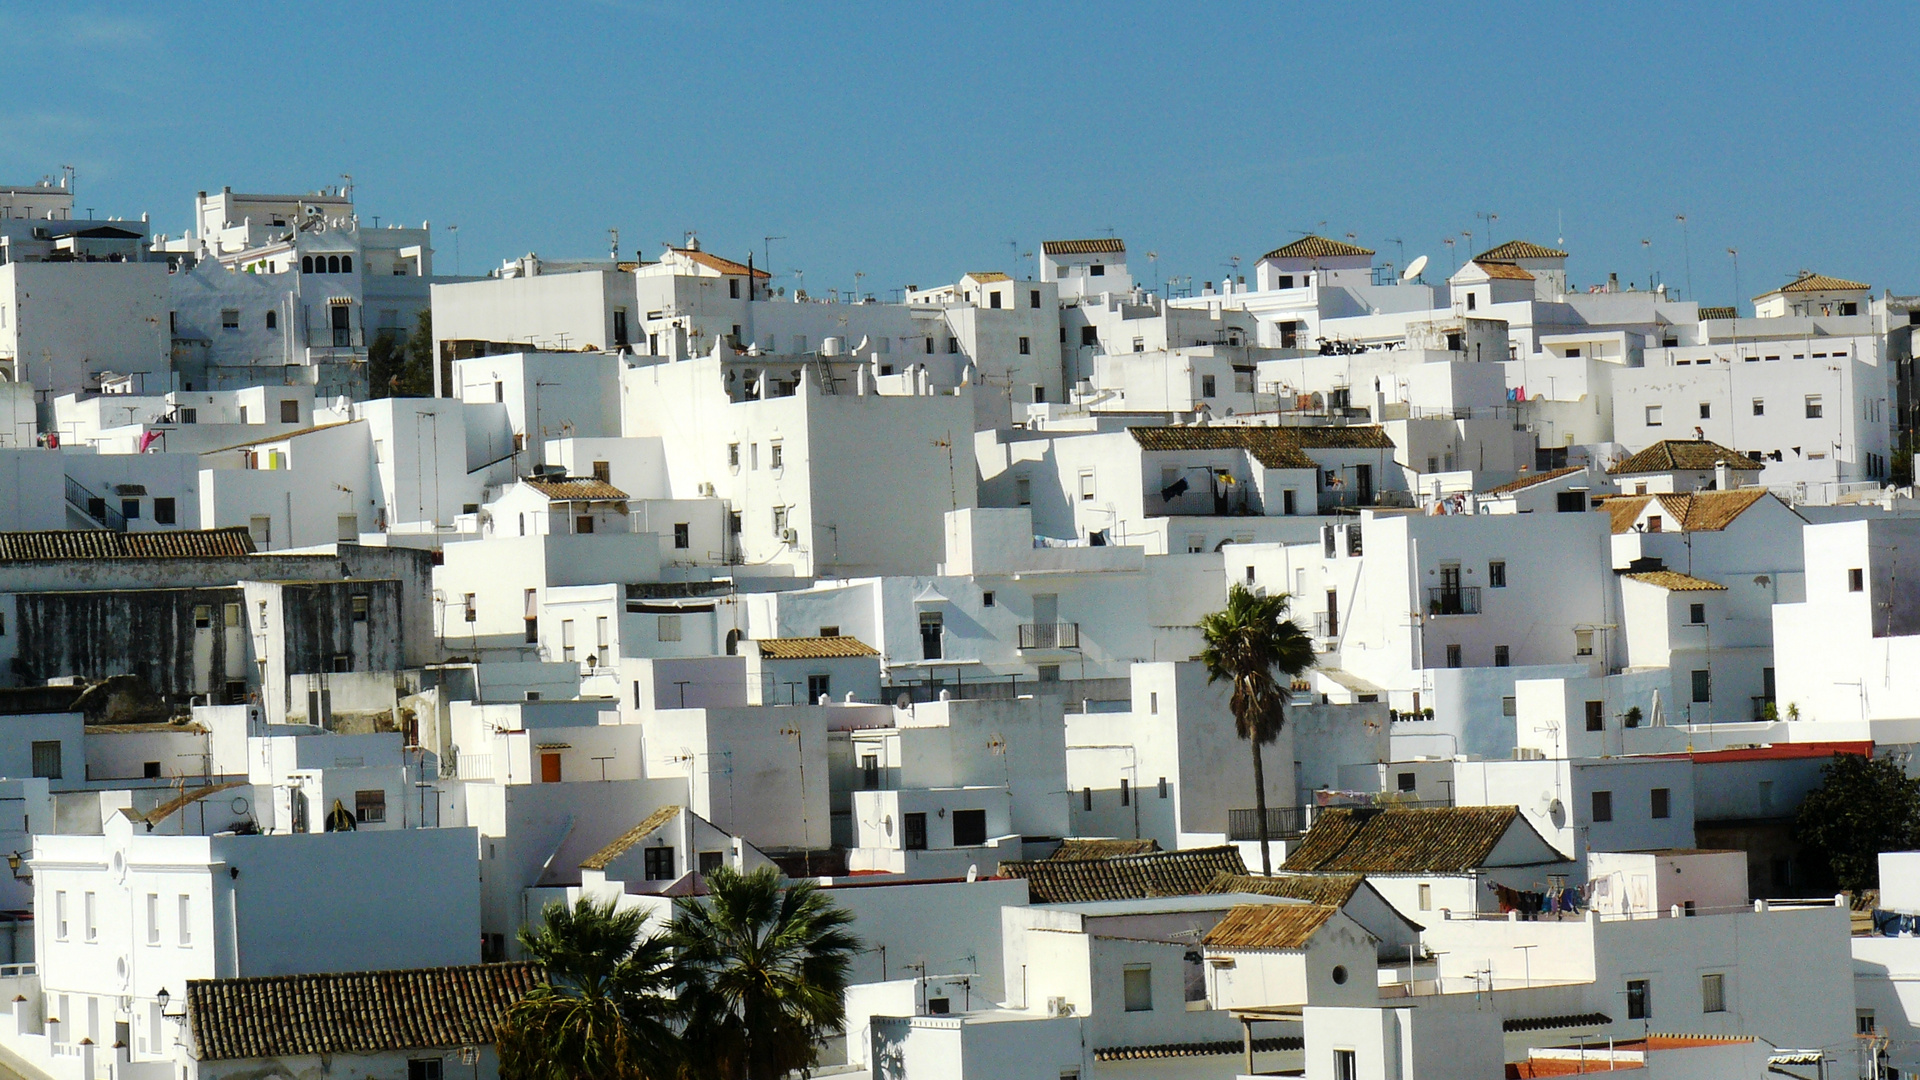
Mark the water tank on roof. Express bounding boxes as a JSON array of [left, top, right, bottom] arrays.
[[821, 336, 844, 357]]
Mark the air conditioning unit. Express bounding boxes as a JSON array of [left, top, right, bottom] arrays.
[[697, 481, 716, 497], [1045, 995, 1073, 1017], [780, 527, 799, 544]]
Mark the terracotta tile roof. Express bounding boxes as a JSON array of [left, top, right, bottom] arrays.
[[964, 271, 1011, 283], [523, 477, 628, 501], [1649, 489, 1780, 532], [1482, 465, 1583, 496], [1625, 570, 1726, 592], [579, 804, 682, 871], [755, 635, 880, 660], [1206, 871, 1364, 906], [1609, 439, 1763, 476], [1128, 425, 1394, 469], [1043, 239, 1125, 256], [1697, 306, 1737, 320], [1504, 1012, 1613, 1033], [1261, 235, 1373, 261], [997, 846, 1247, 904], [1508, 1059, 1642, 1077], [1284, 806, 1535, 874], [1203, 903, 1343, 950], [0, 527, 256, 560], [1094, 1037, 1301, 1062], [1602, 496, 1651, 534], [1053, 838, 1161, 860], [1473, 260, 1536, 281], [187, 963, 543, 1060], [671, 247, 768, 278], [1768, 271, 1870, 295], [1475, 241, 1567, 261]]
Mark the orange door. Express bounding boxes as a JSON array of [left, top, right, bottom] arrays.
[[540, 753, 562, 783]]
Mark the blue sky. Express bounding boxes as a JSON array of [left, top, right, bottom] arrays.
[[6, 2, 1915, 309]]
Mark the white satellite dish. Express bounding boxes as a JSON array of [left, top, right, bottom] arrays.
[[1401, 254, 1429, 282]]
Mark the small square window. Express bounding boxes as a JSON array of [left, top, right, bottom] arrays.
[[1123, 965, 1152, 1011], [1018, 336, 1030, 355], [1592, 790, 1614, 822], [1701, 973, 1725, 1013], [1688, 602, 1705, 625], [982, 591, 995, 608], [1645, 405, 1663, 426], [220, 309, 239, 330], [1698, 402, 1711, 420], [1445, 644, 1461, 668], [1488, 560, 1506, 588], [354, 789, 386, 824], [1752, 398, 1765, 416], [1494, 645, 1510, 667], [1849, 568, 1864, 592], [1651, 787, 1671, 819], [154, 498, 176, 525]]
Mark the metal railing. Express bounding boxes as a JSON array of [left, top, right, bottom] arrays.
[[1018, 622, 1080, 649], [1228, 806, 1311, 841], [64, 476, 126, 531], [1427, 586, 1481, 615]]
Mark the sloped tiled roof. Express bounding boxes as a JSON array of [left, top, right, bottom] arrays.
[[1650, 489, 1780, 532], [1128, 425, 1394, 469], [1042, 239, 1125, 256], [579, 804, 682, 871], [1603, 496, 1651, 534], [755, 635, 880, 660], [1203, 903, 1343, 950], [997, 846, 1247, 904], [964, 271, 1011, 283], [523, 477, 628, 501], [1261, 236, 1373, 261], [1609, 439, 1763, 476], [187, 963, 543, 1060], [672, 247, 769, 278], [1482, 466, 1583, 496], [1472, 260, 1535, 281], [1094, 1037, 1302, 1062], [1206, 871, 1364, 906], [1284, 806, 1529, 874], [1474, 241, 1567, 261], [1697, 306, 1737, 321], [1503, 1012, 1612, 1033], [1766, 271, 1870, 296], [0, 527, 256, 561], [1053, 838, 1161, 860], [1625, 570, 1726, 592]]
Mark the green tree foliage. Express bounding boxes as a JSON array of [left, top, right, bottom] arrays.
[[368, 307, 434, 399], [497, 897, 679, 1080], [1199, 583, 1316, 875], [670, 866, 859, 1080], [498, 868, 858, 1080], [1794, 752, 1920, 893]]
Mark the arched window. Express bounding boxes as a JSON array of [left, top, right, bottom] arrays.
[[340, 255, 352, 273], [301, 256, 313, 274], [327, 255, 341, 274], [724, 629, 740, 656], [265, 310, 277, 330]]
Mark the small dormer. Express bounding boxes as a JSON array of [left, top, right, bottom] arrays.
[[1255, 235, 1373, 291], [1448, 260, 1534, 313], [1040, 239, 1129, 299], [1471, 240, 1568, 299], [1752, 271, 1870, 319], [960, 272, 1013, 310]]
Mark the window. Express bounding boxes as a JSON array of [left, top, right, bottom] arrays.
[[1082, 787, 1092, 811], [1805, 395, 1823, 419], [355, 790, 386, 824], [982, 591, 995, 608], [1698, 402, 1711, 420], [351, 595, 369, 623], [673, 523, 690, 549], [122, 499, 139, 520], [819, 625, 840, 637], [332, 654, 351, 673], [1489, 560, 1506, 588], [524, 590, 538, 643], [1575, 629, 1594, 656], [1699, 974, 1724, 1014], [1397, 772, 1417, 793], [806, 673, 830, 701], [727, 442, 741, 469], [989, 291, 1002, 309], [146, 894, 159, 945], [1123, 965, 1152, 1011], [82, 892, 96, 941], [1502, 696, 1517, 716], [903, 812, 927, 851], [1201, 375, 1216, 397], [1585, 700, 1604, 732], [1651, 788, 1671, 819], [1592, 790, 1614, 822], [178, 895, 191, 945], [1691, 669, 1710, 703], [1081, 326, 1097, 347], [1120, 779, 1130, 806], [575, 515, 595, 535], [1090, 264, 1105, 277], [1494, 645, 1510, 667], [770, 441, 784, 469], [1079, 471, 1095, 501], [221, 309, 239, 330], [1015, 476, 1032, 506], [861, 754, 879, 789], [1849, 568, 1864, 592], [193, 605, 211, 629], [1753, 398, 1765, 416], [1325, 589, 1339, 636], [658, 615, 682, 642], [1418, 884, 1432, 911], [919, 610, 943, 659], [1158, 776, 1168, 798], [1018, 336, 1030, 355], [461, 593, 476, 623], [1149, 692, 1158, 714], [1625, 978, 1650, 1020], [408, 1062, 444, 1080], [729, 278, 740, 299], [31, 740, 60, 779], [1466, 292, 1477, 311], [54, 892, 67, 940], [279, 399, 300, 424], [1334, 1048, 1358, 1080], [772, 506, 788, 537], [154, 498, 176, 525], [1645, 405, 1663, 426], [644, 846, 675, 880], [1445, 644, 1462, 669], [947, 337, 959, 354], [1859, 1010, 1878, 1036], [952, 808, 987, 846]]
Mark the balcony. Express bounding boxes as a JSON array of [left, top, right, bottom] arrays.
[[1227, 806, 1311, 841], [1427, 586, 1481, 616], [1018, 622, 1080, 650]]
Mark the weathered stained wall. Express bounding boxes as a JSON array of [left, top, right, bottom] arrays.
[[11, 587, 252, 698]]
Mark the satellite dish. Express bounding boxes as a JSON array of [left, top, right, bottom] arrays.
[[1401, 254, 1429, 282]]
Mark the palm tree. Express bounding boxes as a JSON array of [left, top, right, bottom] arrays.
[[497, 896, 679, 1080], [1200, 583, 1316, 875], [669, 865, 859, 1080]]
